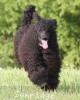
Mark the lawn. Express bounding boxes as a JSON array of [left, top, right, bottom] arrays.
[[0, 67, 80, 100]]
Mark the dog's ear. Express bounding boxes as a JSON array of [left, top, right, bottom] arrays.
[[48, 19, 57, 26], [33, 11, 41, 22], [48, 19, 57, 29]]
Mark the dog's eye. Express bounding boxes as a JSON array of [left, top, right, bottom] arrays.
[[43, 38, 48, 40]]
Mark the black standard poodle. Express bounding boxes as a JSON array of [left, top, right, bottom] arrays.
[[14, 5, 61, 91]]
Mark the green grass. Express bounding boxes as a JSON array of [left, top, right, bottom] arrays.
[[0, 67, 80, 100]]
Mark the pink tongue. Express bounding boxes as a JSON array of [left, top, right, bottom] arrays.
[[41, 40, 48, 49]]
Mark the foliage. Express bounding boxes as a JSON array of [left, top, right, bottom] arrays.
[[0, 0, 80, 68], [0, 38, 20, 68]]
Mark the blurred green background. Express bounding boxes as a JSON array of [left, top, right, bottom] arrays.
[[0, 0, 80, 69]]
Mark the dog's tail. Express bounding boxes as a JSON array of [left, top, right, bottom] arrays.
[[33, 11, 41, 22], [22, 5, 36, 26]]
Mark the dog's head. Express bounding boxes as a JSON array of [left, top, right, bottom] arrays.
[[33, 12, 57, 49]]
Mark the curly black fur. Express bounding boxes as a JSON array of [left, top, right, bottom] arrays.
[[14, 5, 61, 91], [14, 5, 35, 63]]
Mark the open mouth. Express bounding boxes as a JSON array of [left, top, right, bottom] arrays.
[[39, 40, 48, 49]]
